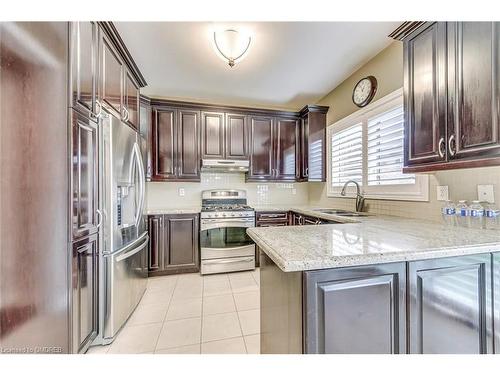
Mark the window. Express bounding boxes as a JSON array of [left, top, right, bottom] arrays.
[[327, 88, 429, 201]]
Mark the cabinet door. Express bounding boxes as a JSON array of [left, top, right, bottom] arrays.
[[408, 254, 493, 354], [447, 22, 500, 160], [201, 111, 225, 159], [275, 118, 298, 180], [98, 32, 123, 118], [225, 113, 248, 160], [307, 111, 327, 181], [249, 116, 274, 180], [164, 214, 199, 272], [152, 108, 177, 180], [404, 22, 447, 167], [123, 69, 140, 129], [72, 234, 98, 353], [70, 22, 98, 117], [299, 116, 309, 180], [177, 110, 201, 180], [304, 262, 406, 354], [148, 216, 163, 272], [71, 110, 98, 240]]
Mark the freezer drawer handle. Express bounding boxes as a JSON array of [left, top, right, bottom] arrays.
[[116, 237, 149, 262]]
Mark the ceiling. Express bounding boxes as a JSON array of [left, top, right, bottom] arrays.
[[115, 22, 400, 111]]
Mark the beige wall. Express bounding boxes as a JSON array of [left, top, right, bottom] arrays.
[[310, 41, 500, 222]]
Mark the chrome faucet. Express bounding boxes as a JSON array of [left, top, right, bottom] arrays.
[[340, 180, 365, 212]]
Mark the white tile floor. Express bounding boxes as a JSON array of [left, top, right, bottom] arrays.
[[86, 269, 260, 354]]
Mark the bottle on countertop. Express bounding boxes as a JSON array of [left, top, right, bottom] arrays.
[[484, 204, 500, 230], [455, 200, 469, 227], [441, 200, 456, 226], [469, 200, 484, 229]]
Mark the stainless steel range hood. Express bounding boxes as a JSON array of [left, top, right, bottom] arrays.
[[201, 159, 249, 173]]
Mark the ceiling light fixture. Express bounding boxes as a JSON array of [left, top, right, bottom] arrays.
[[212, 29, 251, 68]]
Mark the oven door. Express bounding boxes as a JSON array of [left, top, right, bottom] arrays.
[[200, 218, 255, 260]]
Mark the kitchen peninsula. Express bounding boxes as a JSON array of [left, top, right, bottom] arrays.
[[247, 210, 500, 354]]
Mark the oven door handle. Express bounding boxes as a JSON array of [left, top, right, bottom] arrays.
[[201, 221, 254, 231], [202, 257, 255, 264]]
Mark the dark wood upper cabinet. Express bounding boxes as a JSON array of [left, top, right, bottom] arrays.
[[249, 116, 275, 180], [275, 118, 299, 180], [447, 22, 500, 161], [123, 69, 140, 129], [225, 113, 248, 160], [98, 31, 123, 118], [402, 21, 500, 172], [140, 97, 152, 180], [201, 111, 225, 159], [403, 22, 447, 169], [70, 22, 98, 118], [151, 107, 200, 181], [152, 108, 177, 180], [298, 106, 329, 181], [177, 110, 201, 180], [71, 110, 99, 241]]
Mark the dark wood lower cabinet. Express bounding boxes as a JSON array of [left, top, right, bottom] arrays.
[[147, 213, 200, 276], [408, 254, 493, 354], [304, 262, 407, 354], [71, 234, 98, 353]]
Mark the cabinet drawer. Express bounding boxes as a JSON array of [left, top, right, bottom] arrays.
[[256, 212, 288, 221]]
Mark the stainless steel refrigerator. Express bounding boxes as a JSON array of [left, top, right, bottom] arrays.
[[98, 111, 148, 344]]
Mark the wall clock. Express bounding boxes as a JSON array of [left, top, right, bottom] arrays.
[[352, 76, 377, 108]]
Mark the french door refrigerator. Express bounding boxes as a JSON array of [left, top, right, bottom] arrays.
[[98, 110, 148, 344]]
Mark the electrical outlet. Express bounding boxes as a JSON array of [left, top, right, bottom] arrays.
[[477, 184, 494, 203], [436, 185, 449, 201], [178, 188, 185, 197]]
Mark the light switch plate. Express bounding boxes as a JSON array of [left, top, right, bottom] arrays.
[[436, 185, 449, 201], [477, 184, 494, 203], [178, 188, 185, 197]]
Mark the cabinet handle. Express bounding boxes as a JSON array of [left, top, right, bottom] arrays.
[[305, 167, 309, 176], [438, 137, 445, 158], [448, 134, 456, 157], [95, 100, 102, 118], [96, 209, 103, 229]]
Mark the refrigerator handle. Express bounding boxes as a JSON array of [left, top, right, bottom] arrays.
[[132, 142, 146, 229]]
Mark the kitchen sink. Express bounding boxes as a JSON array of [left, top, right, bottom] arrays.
[[312, 208, 370, 217]]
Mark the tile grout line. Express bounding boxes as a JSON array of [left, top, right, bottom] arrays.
[[153, 275, 180, 353], [200, 274, 205, 353], [228, 276, 248, 354]]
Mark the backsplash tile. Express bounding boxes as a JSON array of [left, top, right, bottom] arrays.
[[146, 172, 309, 209]]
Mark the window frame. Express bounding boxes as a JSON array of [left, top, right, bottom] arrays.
[[326, 88, 429, 202]]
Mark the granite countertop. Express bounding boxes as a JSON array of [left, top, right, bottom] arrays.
[[144, 207, 201, 215], [247, 209, 500, 272]]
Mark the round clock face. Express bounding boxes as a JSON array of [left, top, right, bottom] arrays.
[[352, 76, 377, 107]]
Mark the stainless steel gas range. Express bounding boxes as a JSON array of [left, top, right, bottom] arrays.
[[200, 189, 256, 275]]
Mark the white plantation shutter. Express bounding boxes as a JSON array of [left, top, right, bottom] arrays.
[[367, 106, 415, 186], [330, 123, 363, 187], [308, 139, 323, 180]]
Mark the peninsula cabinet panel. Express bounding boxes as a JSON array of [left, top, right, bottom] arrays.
[[177, 110, 201, 180], [447, 22, 500, 161], [275, 118, 299, 180], [70, 22, 98, 118], [225, 113, 248, 160], [201, 111, 225, 159], [71, 110, 99, 240], [71, 234, 98, 353], [249, 116, 274, 180], [408, 254, 493, 354], [304, 262, 406, 354], [152, 108, 177, 180], [403, 22, 447, 169], [494, 253, 500, 353], [98, 32, 123, 118]]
